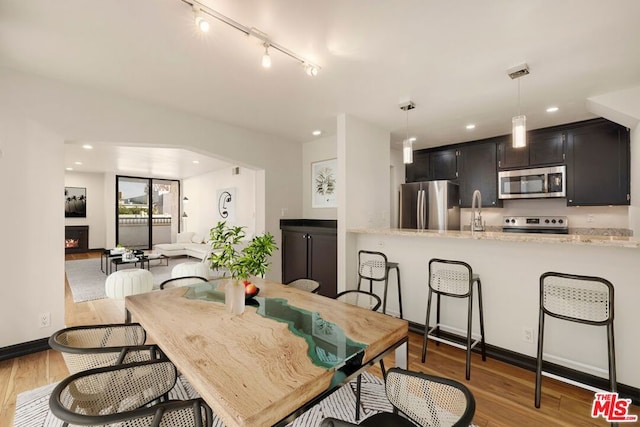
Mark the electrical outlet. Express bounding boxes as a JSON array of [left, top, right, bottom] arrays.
[[39, 312, 51, 328], [523, 327, 534, 343]]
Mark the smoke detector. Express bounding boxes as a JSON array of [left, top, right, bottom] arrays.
[[507, 63, 530, 79]]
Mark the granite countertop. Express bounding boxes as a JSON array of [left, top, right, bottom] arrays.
[[348, 228, 640, 249]]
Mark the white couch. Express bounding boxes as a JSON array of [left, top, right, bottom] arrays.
[[154, 232, 211, 260]]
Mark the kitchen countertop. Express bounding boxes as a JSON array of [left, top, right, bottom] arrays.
[[348, 228, 640, 249]]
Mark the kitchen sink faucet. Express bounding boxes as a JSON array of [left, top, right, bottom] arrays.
[[471, 190, 485, 233]]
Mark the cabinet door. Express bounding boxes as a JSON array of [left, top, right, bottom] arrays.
[[529, 130, 565, 166], [497, 140, 529, 169], [430, 148, 458, 180], [458, 141, 500, 208], [405, 150, 430, 182], [307, 232, 337, 298], [566, 121, 630, 206], [281, 230, 309, 284]]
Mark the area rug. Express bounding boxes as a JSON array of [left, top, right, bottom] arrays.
[[65, 257, 195, 303], [14, 372, 390, 427]]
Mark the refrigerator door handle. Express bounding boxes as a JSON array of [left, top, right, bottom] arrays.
[[419, 189, 426, 230], [416, 190, 421, 229]]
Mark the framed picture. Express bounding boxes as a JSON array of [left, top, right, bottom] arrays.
[[217, 187, 236, 222], [312, 158, 337, 208], [65, 187, 87, 218]]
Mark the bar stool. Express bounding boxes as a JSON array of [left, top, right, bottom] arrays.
[[535, 272, 616, 408], [421, 258, 486, 380], [357, 250, 403, 319]]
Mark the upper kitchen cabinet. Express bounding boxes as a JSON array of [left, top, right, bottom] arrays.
[[458, 138, 501, 208], [430, 148, 458, 180], [566, 119, 630, 206], [405, 147, 457, 182], [405, 150, 430, 182], [497, 128, 565, 169]]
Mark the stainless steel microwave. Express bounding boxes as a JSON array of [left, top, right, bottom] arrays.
[[498, 165, 566, 199]]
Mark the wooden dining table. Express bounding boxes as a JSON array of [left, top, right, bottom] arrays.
[[125, 278, 409, 427]]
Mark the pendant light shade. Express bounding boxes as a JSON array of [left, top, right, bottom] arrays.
[[508, 63, 529, 148], [403, 138, 413, 164], [512, 114, 526, 148], [400, 100, 416, 164]]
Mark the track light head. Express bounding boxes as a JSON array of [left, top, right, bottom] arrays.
[[304, 63, 319, 77], [193, 6, 210, 32], [261, 43, 272, 68]]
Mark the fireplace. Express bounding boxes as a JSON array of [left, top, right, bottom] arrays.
[[65, 226, 89, 254]]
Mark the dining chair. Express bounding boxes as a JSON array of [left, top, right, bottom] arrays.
[[49, 359, 214, 427], [287, 278, 321, 293], [335, 290, 383, 421], [321, 368, 476, 427], [48, 323, 162, 375], [160, 275, 209, 289]]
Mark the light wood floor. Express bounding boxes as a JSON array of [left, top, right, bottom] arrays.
[[1, 252, 637, 426]]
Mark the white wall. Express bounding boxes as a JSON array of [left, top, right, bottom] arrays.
[[183, 166, 257, 239], [337, 114, 391, 292], [0, 114, 65, 347], [0, 67, 302, 347], [64, 171, 106, 249], [303, 135, 337, 219]]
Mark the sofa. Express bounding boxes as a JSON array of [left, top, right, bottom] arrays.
[[154, 232, 211, 260]]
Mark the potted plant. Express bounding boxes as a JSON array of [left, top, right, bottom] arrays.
[[208, 221, 277, 314]]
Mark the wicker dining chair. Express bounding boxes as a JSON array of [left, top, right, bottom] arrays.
[[160, 275, 209, 289], [321, 368, 476, 427], [49, 323, 162, 374], [49, 360, 213, 426], [287, 278, 321, 293]]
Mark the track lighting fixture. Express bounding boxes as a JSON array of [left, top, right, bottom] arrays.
[[261, 43, 272, 68], [185, 0, 320, 76], [193, 6, 210, 32]]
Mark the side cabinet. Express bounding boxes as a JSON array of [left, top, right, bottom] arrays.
[[458, 139, 501, 208], [566, 120, 630, 206], [280, 220, 337, 298]]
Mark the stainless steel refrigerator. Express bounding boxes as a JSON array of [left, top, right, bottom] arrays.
[[399, 180, 460, 230]]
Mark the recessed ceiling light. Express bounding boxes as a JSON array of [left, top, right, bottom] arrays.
[[82, 144, 93, 150], [466, 124, 476, 130], [192, 160, 200, 164], [66, 167, 73, 171], [74, 161, 82, 165], [546, 106, 559, 113], [312, 130, 322, 136]]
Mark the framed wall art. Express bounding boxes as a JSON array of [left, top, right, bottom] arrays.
[[312, 158, 337, 208], [217, 187, 236, 222], [64, 187, 87, 218]]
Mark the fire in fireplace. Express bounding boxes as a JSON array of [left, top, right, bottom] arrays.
[[65, 226, 89, 253]]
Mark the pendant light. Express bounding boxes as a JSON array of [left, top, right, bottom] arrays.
[[261, 43, 272, 68], [400, 101, 416, 164], [508, 63, 529, 148]]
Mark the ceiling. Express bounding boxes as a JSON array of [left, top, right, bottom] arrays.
[[3, 0, 640, 176]]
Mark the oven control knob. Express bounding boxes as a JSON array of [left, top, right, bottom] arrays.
[[551, 219, 557, 224], [505, 219, 510, 224], [558, 219, 564, 224], [511, 219, 516, 223], [545, 219, 550, 224]]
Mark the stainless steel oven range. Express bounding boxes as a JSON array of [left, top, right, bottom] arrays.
[[502, 216, 568, 234]]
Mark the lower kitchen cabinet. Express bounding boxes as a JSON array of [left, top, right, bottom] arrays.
[[566, 119, 630, 206], [280, 220, 337, 298]]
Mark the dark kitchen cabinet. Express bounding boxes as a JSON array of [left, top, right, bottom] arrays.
[[405, 150, 430, 182], [458, 139, 501, 208], [406, 148, 457, 182], [498, 129, 565, 169], [566, 119, 630, 206], [280, 220, 337, 298], [430, 148, 458, 180]]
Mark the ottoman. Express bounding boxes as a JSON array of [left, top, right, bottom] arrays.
[[105, 269, 154, 300], [171, 262, 210, 279]]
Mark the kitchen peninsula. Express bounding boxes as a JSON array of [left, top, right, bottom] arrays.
[[348, 227, 640, 394]]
